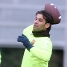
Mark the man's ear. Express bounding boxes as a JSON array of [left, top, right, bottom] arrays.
[[45, 23, 51, 28]]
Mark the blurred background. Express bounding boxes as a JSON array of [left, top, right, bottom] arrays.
[[0, 0, 67, 67]]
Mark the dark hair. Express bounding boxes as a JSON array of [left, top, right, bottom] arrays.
[[36, 10, 54, 31]]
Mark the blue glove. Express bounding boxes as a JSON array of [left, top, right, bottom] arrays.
[[17, 34, 33, 51]]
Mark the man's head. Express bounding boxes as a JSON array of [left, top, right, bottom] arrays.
[[33, 10, 54, 32]]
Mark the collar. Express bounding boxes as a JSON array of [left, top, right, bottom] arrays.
[[32, 30, 50, 37]]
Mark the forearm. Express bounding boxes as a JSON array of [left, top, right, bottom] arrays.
[[30, 47, 52, 61]]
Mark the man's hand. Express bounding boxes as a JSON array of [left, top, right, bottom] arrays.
[[17, 34, 33, 51], [31, 40, 36, 45]]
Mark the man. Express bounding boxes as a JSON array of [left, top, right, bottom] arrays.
[[17, 10, 54, 67]]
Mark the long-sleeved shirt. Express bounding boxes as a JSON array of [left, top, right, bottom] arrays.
[[21, 25, 53, 67]]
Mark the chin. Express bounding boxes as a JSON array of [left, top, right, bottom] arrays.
[[33, 27, 40, 31], [33, 29, 39, 32], [33, 29, 37, 31]]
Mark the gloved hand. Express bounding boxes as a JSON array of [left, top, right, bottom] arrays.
[[17, 34, 33, 51]]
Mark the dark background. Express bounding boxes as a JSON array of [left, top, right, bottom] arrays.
[[1, 48, 63, 67]]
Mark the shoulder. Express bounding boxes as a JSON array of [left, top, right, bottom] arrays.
[[35, 37, 52, 48], [42, 37, 52, 46], [36, 37, 52, 44], [40, 37, 53, 50], [23, 24, 33, 35]]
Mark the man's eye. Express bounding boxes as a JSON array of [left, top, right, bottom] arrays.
[[35, 18, 37, 20], [39, 19, 42, 22]]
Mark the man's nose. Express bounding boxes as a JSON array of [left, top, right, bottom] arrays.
[[35, 20, 38, 24]]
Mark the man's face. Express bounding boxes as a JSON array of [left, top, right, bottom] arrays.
[[33, 14, 48, 31]]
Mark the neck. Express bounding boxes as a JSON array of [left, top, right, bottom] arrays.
[[32, 30, 50, 37]]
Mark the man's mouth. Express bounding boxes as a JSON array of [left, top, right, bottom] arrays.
[[34, 24, 38, 27]]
